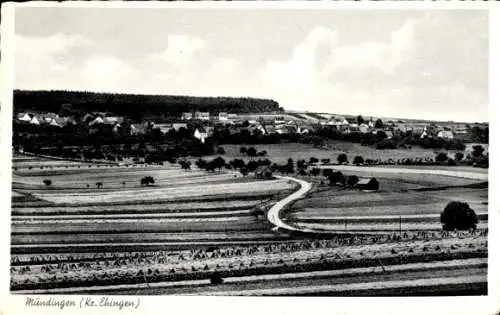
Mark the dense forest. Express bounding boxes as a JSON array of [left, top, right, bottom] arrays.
[[13, 90, 283, 119]]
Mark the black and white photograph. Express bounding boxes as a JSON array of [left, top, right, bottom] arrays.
[[1, 2, 497, 310]]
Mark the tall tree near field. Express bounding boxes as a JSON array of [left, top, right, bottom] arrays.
[[440, 201, 478, 231]]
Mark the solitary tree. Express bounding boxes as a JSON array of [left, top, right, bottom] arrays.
[[122, 181, 126, 188], [140, 176, 155, 186], [440, 201, 478, 231], [309, 157, 319, 165], [216, 147, 226, 155], [322, 168, 334, 178], [375, 119, 384, 129], [455, 152, 464, 161], [240, 146, 247, 156], [328, 171, 343, 186], [472, 145, 485, 158], [337, 153, 348, 165], [239, 167, 249, 177], [357, 115, 365, 125], [246, 147, 257, 160], [43, 179, 52, 187], [353, 156, 365, 165], [435, 152, 449, 163], [310, 167, 321, 176], [346, 175, 359, 188], [96, 182, 103, 189], [210, 271, 224, 285]]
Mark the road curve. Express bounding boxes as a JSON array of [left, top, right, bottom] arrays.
[[267, 176, 313, 232]]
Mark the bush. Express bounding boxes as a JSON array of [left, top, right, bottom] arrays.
[[43, 179, 52, 187], [440, 201, 478, 231]]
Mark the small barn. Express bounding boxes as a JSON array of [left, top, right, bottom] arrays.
[[356, 177, 379, 191], [255, 166, 273, 180]]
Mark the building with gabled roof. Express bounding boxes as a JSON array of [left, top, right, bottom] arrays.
[[356, 177, 379, 191]]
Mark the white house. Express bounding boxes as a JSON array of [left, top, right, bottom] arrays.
[[437, 130, 454, 139], [18, 113, 31, 122], [30, 116, 41, 125], [218, 112, 228, 121], [194, 128, 209, 143], [195, 112, 210, 121], [89, 116, 104, 126], [182, 112, 193, 120], [359, 124, 370, 133]]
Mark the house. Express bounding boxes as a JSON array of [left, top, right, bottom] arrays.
[[29, 115, 41, 125], [359, 123, 370, 133], [103, 116, 124, 125], [172, 123, 188, 131], [182, 112, 193, 120], [89, 116, 104, 126], [130, 122, 150, 135], [17, 113, 32, 122], [112, 124, 122, 134], [218, 112, 228, 121], [356, 177, 379, 191], [194, 127, 209, 143], [437, 130, 454, 139], [81, 113, 95, 124], [343, 126, 360, 134], [194, 112, 210, 121], [297, 126, 310, 134], [255, 166, 273, 180]]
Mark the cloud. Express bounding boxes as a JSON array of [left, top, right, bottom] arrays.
[[260, 14, 487, 121], [15, 33, 92, 89]]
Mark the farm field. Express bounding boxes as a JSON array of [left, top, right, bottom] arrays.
[[10, 154, 488, 295], [216, 142, 462, 164]]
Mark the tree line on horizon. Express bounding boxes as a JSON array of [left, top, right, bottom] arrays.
[[13, 90, 283, 119]]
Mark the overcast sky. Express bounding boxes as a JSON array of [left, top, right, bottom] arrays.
[[14, 8, 488, 122]]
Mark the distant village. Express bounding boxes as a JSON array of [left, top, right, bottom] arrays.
[[15, 109, 482, 145]]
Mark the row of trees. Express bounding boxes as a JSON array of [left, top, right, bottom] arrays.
[[239, 146, 267, 159]]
